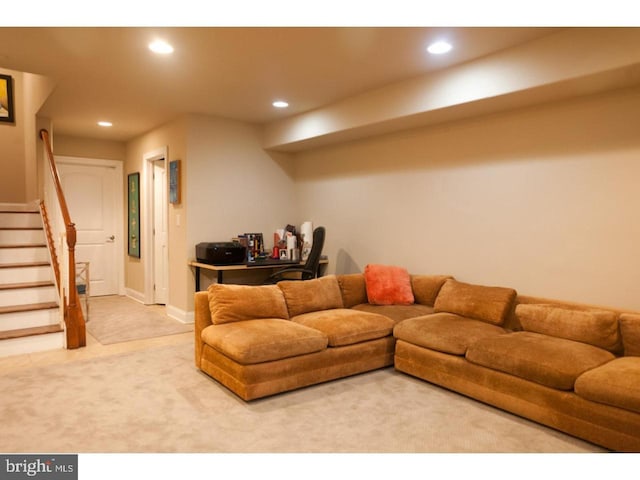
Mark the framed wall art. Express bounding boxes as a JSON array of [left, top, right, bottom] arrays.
[[0, 74, 15, 124], [128, 172, 140, 258], [169, 159, 181, 204]]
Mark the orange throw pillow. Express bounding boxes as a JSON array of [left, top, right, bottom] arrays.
[[364, 264, 415, 305]]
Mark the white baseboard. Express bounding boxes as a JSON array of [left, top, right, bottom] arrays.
[[166, 304, 194, 324], [124, 288, 193, 324], [125, 288, 145, 304]]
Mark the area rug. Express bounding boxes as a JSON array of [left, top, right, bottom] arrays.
[[85, 295, 192, 345], [0, 340, 604, 454]]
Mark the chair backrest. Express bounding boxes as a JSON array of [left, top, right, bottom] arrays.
[[302, 226, 325, 279]]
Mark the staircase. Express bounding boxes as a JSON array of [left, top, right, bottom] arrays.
[[0, 203, 64, 358]]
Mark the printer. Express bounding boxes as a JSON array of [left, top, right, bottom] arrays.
[[196, 242, 246, 265]]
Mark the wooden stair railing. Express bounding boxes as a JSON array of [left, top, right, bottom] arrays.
[[39, 129, 85, 349], [40, 200, 60, 289]]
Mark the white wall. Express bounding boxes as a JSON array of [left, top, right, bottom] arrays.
[[294, 87, 640, 311]]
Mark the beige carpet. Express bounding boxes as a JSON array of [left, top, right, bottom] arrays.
[[0, 338, 604, 453], [86, 296, 193, 345]]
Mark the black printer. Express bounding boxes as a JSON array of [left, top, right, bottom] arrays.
[[196, 242, 246, 265]]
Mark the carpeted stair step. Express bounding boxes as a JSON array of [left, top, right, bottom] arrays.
[[0, 262, 53, 284], [0, 210, 41, 229], [0, 281, 57, 307], [0, 280, 56, 290], [0, 324, 63, 341], [0, 302, 60, 331], [0, 261, 50, 268], [0, 227, 45, 245], [0, 301, 58, 315], [0, 246, 49, 263], [0, 324, 65, 358], [0, 243, 47, 249]]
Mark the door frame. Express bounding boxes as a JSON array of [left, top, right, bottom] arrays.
[[54, 155, 125, 296], [142, 146, 169, 305]]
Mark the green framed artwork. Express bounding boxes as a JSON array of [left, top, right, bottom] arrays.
[[128, 172, 140, 258], [169, 159, 180, 204], [0, 74, 15, 124]]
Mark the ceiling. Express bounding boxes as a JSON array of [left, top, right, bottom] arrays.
[[0, 27, 562, 142]]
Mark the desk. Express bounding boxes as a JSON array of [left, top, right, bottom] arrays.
[[189, 258, 328, 290]]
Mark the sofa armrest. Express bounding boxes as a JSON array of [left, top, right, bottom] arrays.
[[194, 291, 212, 367]]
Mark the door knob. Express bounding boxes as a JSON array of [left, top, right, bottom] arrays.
[[107, 235, 115, 242]]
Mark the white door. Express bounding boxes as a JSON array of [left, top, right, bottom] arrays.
[[153, 160, 168, 304], [57, 161, 119, 297]]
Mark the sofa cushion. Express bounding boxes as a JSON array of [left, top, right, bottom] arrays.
[[364, 264, 414, 305], [410, 275, 452, 306], [291, 309, 394, 347], [278, 275, 344, 318], [466, 331, 616, 390], [201, 318, 328, 364], [208, 283, 289, 325], [394, 312, 507, 356], [337, 273, 368, 308], [434, 279, 516, 326], [352, 303, 435, 324], [620, 314, 640, 356], [575, 357, 640, 414], [516, 304, 621, 352]]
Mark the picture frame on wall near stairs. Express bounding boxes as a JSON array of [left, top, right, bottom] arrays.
[[0, 74, 15, 124], [128, 172, 140, 258]]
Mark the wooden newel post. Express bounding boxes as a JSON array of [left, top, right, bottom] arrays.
[[65, 222, 86, 348]]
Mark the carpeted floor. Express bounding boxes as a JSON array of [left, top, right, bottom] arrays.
[[86, 296, 193, 345], [0, 338, 605, 454]]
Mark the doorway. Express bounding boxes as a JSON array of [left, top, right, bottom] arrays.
[[143, 147, 169, 306], [55, 156, 124, 297]]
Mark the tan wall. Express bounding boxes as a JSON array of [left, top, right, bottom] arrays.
[[54, 135, 126, 161], [0, 67, 55, 203], [0, 69, 25, 202], [185, 115, 297, 301], [265, 28, 640, 151], [22, 73, 55, 201], [121, 114, 297, 316], [294, 87, 640, 311], [125, 117, 188, 309]]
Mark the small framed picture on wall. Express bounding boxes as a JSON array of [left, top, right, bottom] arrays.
[[169, 160, 181, 204], [128, 172, 141, 258], [0, 74, 15, 124]]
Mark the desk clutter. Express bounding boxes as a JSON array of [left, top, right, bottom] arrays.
[[196, 222, 315, 266]]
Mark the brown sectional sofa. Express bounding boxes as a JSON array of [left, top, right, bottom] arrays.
[[194, 272, 640, 452]]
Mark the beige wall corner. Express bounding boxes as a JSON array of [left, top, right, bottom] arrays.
[[294, 87, 640, 311], [54, 135, 126, 162], [185, 115, 297, 308], [125, 117, 188, 311], [264, 28, 640, 152]]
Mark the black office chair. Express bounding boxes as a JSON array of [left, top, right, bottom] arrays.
[[264, 226, 325, 284]]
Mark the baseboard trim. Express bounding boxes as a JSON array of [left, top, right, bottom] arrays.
[[166, 304, 193, 324], [124, 289, 193, 324], [125, 288, 145, 304]]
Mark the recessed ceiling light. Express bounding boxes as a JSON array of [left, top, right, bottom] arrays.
[[149, 40, 174, 55], [97, 121, 113, 127], [427, 41, 453, 55], [272, 100, 289, 108]]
